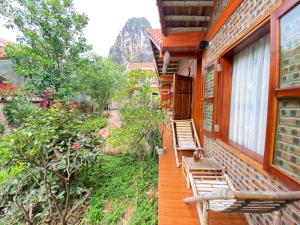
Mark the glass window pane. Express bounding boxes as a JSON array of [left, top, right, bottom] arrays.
[[203, 101, 213, 132], [229, 35, 270, 155], [280, 4, 300, 88], [274, 98, 300, 181], [204, 65, 215, 97]]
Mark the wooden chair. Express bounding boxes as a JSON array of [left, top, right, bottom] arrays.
[[171, 119, 202, 167], [183, 173, 300, 225]]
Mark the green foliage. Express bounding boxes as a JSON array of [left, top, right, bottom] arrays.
[[85, 154, 158, 225], [109, 69, 167, 158], [3, 95, 34, 126], [1, 0, 90, 98], [0, 123, 4, 135], [0, 108, 106, 224], [79, 117, 108, 133], [75, 56, 124, 112]]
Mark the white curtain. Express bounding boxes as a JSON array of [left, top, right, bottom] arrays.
[[229, 34, 270, 156]]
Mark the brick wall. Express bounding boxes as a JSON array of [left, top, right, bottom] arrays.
[[206, 0, 281, 63], [204, 136, 300, 225], [202, 0, 300, 225], [209, 0, 229, 26]]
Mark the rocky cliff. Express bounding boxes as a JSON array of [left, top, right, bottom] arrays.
[[109, 17, 153, 64]]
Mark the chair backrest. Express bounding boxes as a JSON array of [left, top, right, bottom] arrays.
[[184, 188, 300, 214], [215, 191, 300, 213]]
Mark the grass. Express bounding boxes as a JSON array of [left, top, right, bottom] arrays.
[[78, 154, 158, 225]]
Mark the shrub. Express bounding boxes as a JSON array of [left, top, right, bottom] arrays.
[[0, 108, 106, 224], [0, 123, 4, 135], [3, 96, 33, 126]]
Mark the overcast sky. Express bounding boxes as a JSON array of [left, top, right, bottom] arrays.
[[0, 0, 160, 56]]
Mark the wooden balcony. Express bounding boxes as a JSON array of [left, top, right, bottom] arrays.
[[158, 126, 248, 225]]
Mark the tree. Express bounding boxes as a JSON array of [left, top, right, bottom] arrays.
[[1, 0, 90, 98], [75, 55, 124, 113], [108, 69, 167, 174]]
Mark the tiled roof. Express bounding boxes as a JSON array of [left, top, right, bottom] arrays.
[[127, 62, 155, 71], [147, 29, 163, 49]]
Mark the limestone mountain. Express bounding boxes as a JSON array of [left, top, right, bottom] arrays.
[[109, 17, 153, 64]]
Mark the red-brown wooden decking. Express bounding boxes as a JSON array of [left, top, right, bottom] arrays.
[[158, 126, 248, 225]]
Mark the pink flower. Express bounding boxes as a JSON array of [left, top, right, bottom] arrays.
[[72, 143, 80, 150]]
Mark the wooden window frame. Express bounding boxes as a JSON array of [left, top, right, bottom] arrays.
[[202, 60, 219, 137], [263, 0, 300, 190], [216, 22, 270, 165]]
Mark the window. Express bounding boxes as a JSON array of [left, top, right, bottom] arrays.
[[203, 64, 216, 134], [229, 35, 270, 155], [264, 0, 300, 188]]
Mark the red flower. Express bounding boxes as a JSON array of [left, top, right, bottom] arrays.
[[72, 143, 80, 150], [69, 103, 78, 110]]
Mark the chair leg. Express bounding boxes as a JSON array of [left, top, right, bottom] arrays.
[[174, 148, 179, 167], [187, 167, 191, 189], [203, 201, 209, 225], [274, 210, 283, 225]]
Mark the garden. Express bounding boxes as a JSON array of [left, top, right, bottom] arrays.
[[0, 0, 166, 224]]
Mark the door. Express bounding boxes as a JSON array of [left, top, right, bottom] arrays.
[[173, 75, 192, 120]]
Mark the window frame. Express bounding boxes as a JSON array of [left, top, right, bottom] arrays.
[[263, 0, 300, 190]]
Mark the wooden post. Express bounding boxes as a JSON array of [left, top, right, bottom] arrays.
[[273, 210, 283, 225]]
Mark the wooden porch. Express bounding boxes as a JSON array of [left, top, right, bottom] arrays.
[[158, 126, 248, 225]]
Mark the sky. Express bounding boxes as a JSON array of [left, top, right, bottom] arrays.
[[0, 0, 160, 56]]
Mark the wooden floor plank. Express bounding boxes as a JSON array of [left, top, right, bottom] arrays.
[[158, 126, 248, 225]]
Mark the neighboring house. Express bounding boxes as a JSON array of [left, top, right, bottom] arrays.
[[149, 1, 300, 225], [0, 37, 23, 94]]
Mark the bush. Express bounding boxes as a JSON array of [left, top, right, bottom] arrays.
[[3, 96, 33, 126], [0, 108, 106, 224], [0, 123, 4, 135]]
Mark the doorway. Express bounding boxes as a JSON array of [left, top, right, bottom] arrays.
[[173, 75, 193, 120]]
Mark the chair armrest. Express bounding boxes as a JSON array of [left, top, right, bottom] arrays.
[[183, 189, 235, 204]]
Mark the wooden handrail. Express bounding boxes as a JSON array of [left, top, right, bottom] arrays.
[[183, 190, 300, 203], [171, 119, 177, 152], [191, 118, 201, 149]]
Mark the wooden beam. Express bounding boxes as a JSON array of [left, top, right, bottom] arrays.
[[159, 69, 178, 72], [162, 1, 214, 7], [158, 63, 178, 66], [167, 27, 207, 32], [165, 15, 211, 22], [157, 0, 167, 36]]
